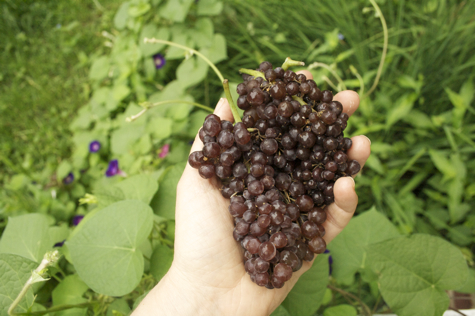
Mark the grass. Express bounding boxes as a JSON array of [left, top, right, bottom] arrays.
[[0, 0, 119, 179]]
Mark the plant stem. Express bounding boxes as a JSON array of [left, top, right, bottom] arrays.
[[307, 62, 347, 91], [364, 0, 388, 98], [8, 251, 60, 316], [281, 57, 305, 71], [126, 100, 214, 122], [15, 302, 93, 316], [144, 38, 225, 83], [239, 68, 265, 79], [327, 284, 372, 316], [223, 80, 241, 123], [449, 307, 469, 316], [350, 65, 365, 96]]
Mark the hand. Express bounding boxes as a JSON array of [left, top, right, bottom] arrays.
[[133, 71, 371, 316]]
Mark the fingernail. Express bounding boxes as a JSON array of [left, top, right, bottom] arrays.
[[214, 98, 226, 113], [360, 135, 371, 145], [349, 176, 355, 187]]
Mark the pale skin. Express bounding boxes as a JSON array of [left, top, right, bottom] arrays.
[[133, 71, 371, 316]]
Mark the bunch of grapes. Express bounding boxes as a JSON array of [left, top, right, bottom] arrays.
[[188, 60, 360, 289]]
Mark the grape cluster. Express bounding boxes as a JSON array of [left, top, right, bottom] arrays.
[[188, 61, 360, 289]]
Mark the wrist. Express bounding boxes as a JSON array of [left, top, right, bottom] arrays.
[[132, 265, 222, 316]]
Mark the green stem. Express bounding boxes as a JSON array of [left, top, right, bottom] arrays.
[[349, 65, 365, 96], [8, 251, 60, 316], [364, 0, 388, 98], [327, 284, 372, 316], [144, 38, 225, 83], [291, 96, 305, 105], [322, 75, 339, 91], [308, 62, 347, 91], [281, 57, 305, 71], [15, 302, 93, 316], [223, 79, 241, 123], [238, 68, 265, 79], [126, 100, 214, 122]]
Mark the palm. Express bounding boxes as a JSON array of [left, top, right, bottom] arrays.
[[134, 71, 371, 316]]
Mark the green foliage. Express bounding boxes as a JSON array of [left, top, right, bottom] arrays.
[[0, 254, 37, 315], [150, 244, 174, 281], [67, 200, 154, 296], [368, 234, 468, 316], [323, 304, 357, 316], [282, 254, 329, 316], [52, 275, 89, 316]]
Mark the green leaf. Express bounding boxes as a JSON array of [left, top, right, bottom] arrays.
[[67, 200, 154, 296], [150, 245, 173, 281], [57, 160, 72, 182], [428, 149, 457, 179], [89, 56, 110, 81], [323, 304, 357, 316], [159, 0, 194, 22], [367, 234, 469, 316], [386, 93, 417, 128], [147, 116, 173, 140], [128, 2, 151, 17], [151, 164, 185, 219], [176, 56, 208, 89], [328, 208, 400, 285], [114, 2, 130, 30], [139, 25, 170, 57], [106, 299, 131, 316], [94, 186, 126, 210], [270, 305, 291, 316], [192, 18, 214, 48], [112, 84, 131, 103], [282, 254, 329, 316], [199, 34, 227, 64], [445, 87, 466, 110], [187, 110, 209, 138], [115, 174, 159, 204], [52, 274, 88, 316], [48, 225, 70, 246], [111, 123, 146, 155], [455, 269, 475, 293], [0, 254, 37, 315], [197, 0, 223, 15], [459, 79, 474, 106], [0, 213, 51, 262]]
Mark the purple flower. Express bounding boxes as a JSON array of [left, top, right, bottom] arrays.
[[158, 144, 170, 158], [72, 215, 84, 226], [325, 249, 333, 275], [153, 53, 166, 69], [105, 159, 120, 177], [89, 140, 101, 153], [54, 240, 65, 247], [63, 172, 74, 185]]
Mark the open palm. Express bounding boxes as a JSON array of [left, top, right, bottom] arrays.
[[133, 71, 371, 316]]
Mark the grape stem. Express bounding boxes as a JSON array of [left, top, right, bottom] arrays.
[[239, 68, 266, 79], [281, 57, 305, 71], [126, 100, 214, 122]]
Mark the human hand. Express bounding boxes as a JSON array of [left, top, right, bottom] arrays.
[[133, 71, 371, 316]]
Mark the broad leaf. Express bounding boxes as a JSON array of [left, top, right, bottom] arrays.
[[147, 116, 173, 140], [282, 254, 329, 316], [139, 24, 169, 57], [67, 200, 154, 296], [89, 56, 110, 81], [114, 2, 130, 30], [115, 174, 159, 204], [428, 149, 457, 180], [270, 305, 291, 316], [0, 254, 37, 315], [151, 164, 186, 219], [0, 213, 51, 262], [386, 93, 417, 128], [367, 234, 469, 316], [159, 0, 194, 22], [150, 245, 173, 281], [323, 305, 357, 316], [106, 299, 131, 316], [200, 34, 227, 64], [176, 57, 208, 89], [52, 274, 89, 316], [197, 0, 223, 15], [328, 208, 400, 284]]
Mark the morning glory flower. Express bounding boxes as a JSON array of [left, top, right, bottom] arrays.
[[89, 140, 101, 153], [63, 172, 74, 185], [158, 144, 170, 158], [72, 215, 84, 226], [153, 53, 166, 69], [105, 159, 120, 177]]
